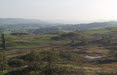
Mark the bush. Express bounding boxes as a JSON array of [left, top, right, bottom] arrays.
[[8, 59, 25, 67], [11, 33, 29, 35], [59, 51, 78, 60], [0, 52, 8, 71], [51, 36, 60, 40], [98, 72, 117, 75]]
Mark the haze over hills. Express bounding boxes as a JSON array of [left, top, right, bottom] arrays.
[[0, 18, 54, 25], [0, 18, 117, 34], [1, 0, 117, 75], [0, 18, 60, 33]]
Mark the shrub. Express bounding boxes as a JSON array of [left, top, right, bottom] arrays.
[[98, 72, 117, 75], [8, 59, 25, 67], [0, 52, 8, 71], [51, 36, 60, 40]]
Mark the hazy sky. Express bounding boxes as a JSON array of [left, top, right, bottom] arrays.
[[0, 0, 117, 23]]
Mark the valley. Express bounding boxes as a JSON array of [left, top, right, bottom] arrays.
[[0, 27, 116, 75]]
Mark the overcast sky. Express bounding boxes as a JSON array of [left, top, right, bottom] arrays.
[[0, 0, 117, 23]]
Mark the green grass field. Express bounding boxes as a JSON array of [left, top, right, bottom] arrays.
[[0, 27, 117, 75]]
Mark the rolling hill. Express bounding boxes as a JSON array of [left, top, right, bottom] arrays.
[[0, 18, 117, 34]]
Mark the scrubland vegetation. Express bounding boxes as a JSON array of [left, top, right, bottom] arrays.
[[0, 27, 117, 75]]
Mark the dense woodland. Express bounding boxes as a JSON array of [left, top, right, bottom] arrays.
[[0, 19, 117, 75]]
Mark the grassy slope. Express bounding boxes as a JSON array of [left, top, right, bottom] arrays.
[[85, 27, 117, 34], [0, 27, 117, 75]]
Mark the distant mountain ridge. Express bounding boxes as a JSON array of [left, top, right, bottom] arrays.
[[0, 18, 117, 34], [60, 21, 117, 31], [0, 18, 51, 25]]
